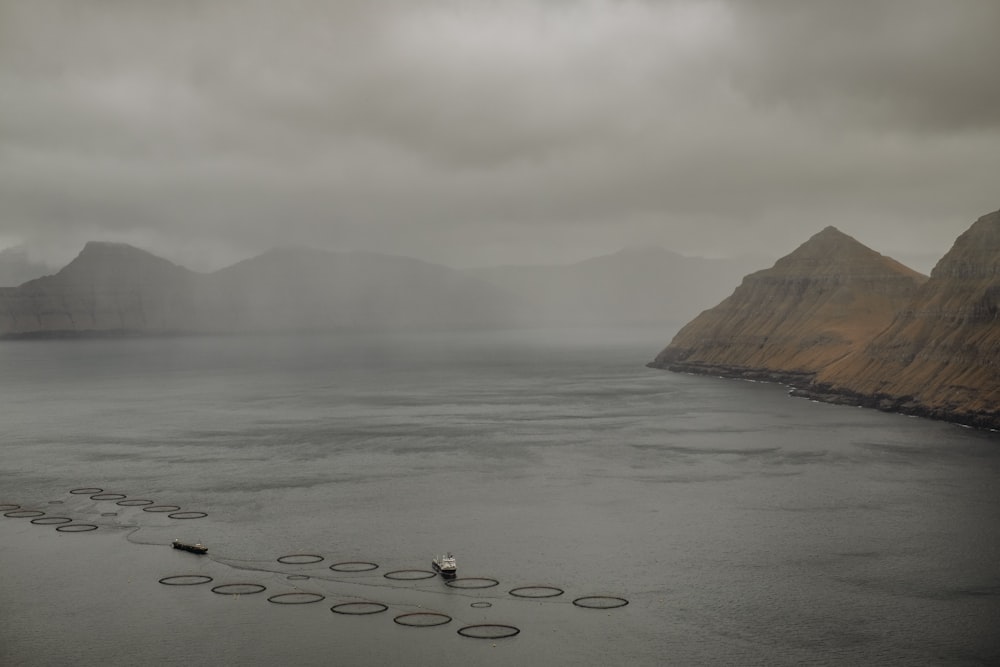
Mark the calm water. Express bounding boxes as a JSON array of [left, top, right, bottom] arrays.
[[1, 329, 999, 666]]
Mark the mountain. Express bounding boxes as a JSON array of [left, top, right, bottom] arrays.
[[205, 247, 515, 332], [0, 246, 54, 287], [649, 212, 1000, 429], [648, 227, 927, 381], [0, 242, 205, 336], [806, 210, 1000, 428], [0, 242, 515, 337], [469, 246, 766, 327]]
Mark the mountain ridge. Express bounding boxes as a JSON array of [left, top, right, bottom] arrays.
[[648, 212, 1000, 430]]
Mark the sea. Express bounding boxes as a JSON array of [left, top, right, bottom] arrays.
[[1, 327, 998, 666]]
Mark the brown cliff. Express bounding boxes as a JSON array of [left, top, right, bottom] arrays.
[[648, 227, 927, 382], [806, 210, 1000, 428]]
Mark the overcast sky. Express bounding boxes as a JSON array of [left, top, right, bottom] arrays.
[[1, 1, 998, 272]]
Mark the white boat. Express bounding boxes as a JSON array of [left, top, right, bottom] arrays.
[[432, 552, 457, 577]]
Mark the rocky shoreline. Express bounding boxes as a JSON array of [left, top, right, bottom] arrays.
[[650, 359, 999, 431]]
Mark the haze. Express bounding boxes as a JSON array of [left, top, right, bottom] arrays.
[[1, 1, 998, 273]]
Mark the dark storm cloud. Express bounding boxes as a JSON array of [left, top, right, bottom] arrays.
[[727, 1, 1000, 132], [0, 1, 997, 271]]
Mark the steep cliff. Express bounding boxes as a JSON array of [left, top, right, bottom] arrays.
[[807, 210, 1000, 428], [0, 242, 205, 335], [648, 227, 927, 381]]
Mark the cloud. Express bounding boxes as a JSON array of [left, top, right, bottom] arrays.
[[0, 0, 997, 270]]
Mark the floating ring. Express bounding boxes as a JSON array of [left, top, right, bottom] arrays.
[[329, 561, 378, 572], [168, 512, 207, 520], [393, 612, 452, 627], [267, 592, 325, 605], [509, 586, 564, 598], [330, 602, 388, 615], [159, 575, 213, 586], [572, 596, 629, 609], [100, 512, 118, 517], [70, 488, 103, 495], [48, 500, 64, 504], [90, 493, 126, 501], [143, 505, 181, 513], [4, 510, 44, 518], [56, 524, 99, 532], [117, 499, 154, 506], [211, 583, 266, 596], [286, 574, 311, 581], [470, 601, 493, 608], [277, 554, 324, 565], [0, 504, 21, 511], [457, 624, 520, 639], [32, 516, 72, 525], [383, 569, 437, 581], [445, 577, 500, 589]]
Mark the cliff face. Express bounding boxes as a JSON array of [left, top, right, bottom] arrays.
[[0, 242, 205, 335], [649, 227, 927, 380], [809, 210, 1000, 427]]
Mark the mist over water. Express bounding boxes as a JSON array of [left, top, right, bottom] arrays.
[[2, 328, 999, 666]]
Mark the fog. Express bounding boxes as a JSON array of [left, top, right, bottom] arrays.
[[1, 1, 998, 274]]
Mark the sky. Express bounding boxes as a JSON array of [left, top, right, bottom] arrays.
[[1, 0, 998, 273]]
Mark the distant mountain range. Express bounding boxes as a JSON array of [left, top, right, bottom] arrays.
[[649, 209, 1000, 430], [0, 242, 759, 337], [467, 246, 764, 326]]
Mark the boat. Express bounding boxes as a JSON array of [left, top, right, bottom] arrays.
[[172, 539, 208, 555], [432, 552, 457, 577]]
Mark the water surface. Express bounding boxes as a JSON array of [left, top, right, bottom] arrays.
[[1, 329, 998, 665]]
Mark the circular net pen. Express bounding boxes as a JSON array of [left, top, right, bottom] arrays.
[[0, 504, 20, 511], [508, 585, 564, 599], [4, 510, 45, 518], [383, 570, 436, 581], [277, 554, 324, 565], [168, 511, 207, 520], [286, 574, 311, 581], [90, 493, 127, 501], [267, 592, 325, 605], [393, 612, 452, 627], [211, 583, 267, 596], [70, 488, 103, 495], [117, 499, 154, 506], [457, 624, 521, 639], [445, 577, 500, 589], [32, 516, 72, 525], [329, 561, 378, 573], [159, 575, 214, 586], [56, 524, 99, 532], [470, 601, 493, 609], [143, 505, 181, 513], [572, 596, 629, 609], [330, 602, 388, 616]]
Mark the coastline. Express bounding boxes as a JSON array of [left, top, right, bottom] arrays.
[[646, 361, 1000, 431]]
